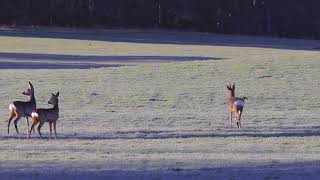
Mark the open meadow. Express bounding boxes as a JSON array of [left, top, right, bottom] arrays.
[[0, 28, 319, 179]]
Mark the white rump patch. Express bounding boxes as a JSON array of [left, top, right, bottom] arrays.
[[9, 104, 16, 111], [234, 100, 245, 108], [31, 112, 38, 118]]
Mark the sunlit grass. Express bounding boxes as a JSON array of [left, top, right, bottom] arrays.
[[0, 30, 319, 178]]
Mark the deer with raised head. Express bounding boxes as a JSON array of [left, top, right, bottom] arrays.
[[227, 82, 247, 128], [29, 92, 59, 139], [8, 82, 36, 134]]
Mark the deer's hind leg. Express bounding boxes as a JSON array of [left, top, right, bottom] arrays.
[[8, 111, 16, 134], [230, 112, 233, 127], [238, 110, 243, 128], [37, 121, 45, 139], [234, 112, 240, 128], [29, 118, 39, 139], [26, 117, 30, 133], [235, 118, 239, 128], [13, 115, 22, 134], [26, 117, 35, 133]]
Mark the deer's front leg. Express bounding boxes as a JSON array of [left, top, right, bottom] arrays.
[[53, 122, 57, 139], [49, 122, 52, 139]]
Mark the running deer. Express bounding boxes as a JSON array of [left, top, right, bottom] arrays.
[[29, 92, 59, 139], [227, 82, 247, 128], [8, 82, 36, 134]]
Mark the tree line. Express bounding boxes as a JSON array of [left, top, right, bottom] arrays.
[[0, 0, 319, 39]]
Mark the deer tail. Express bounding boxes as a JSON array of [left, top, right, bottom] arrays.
[[31, 111, 38, 118], [9, 104, 16, 112], [31, 110, 39, 124], [240, 97, 248, 101]]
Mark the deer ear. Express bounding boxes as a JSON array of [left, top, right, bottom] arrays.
[[56, 92, 60, 97], [51, 93, 55, 96], [232, 83, 235, 89], [28, 82, 33, 89]]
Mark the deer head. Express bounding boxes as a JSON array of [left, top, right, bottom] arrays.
[[22, 82, 34, 96], [48, 92, 59, 105], [226, 82, 235, 97]]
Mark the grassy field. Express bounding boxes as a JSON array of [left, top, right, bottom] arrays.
[[0, 28, 319, 179]]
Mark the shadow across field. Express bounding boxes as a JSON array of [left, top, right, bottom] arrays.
[[0, 61, 122, 69], [0, 52, 221, 69], [1, 160, 319, 180], [5, 127, 320, 140], [66, 129, 320, 140], [1, 29, 319, 51]]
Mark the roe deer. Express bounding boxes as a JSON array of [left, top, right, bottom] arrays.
[[227, 82, 247, 128], [29, 92, 59, 139], [8, 82, 36, 134]]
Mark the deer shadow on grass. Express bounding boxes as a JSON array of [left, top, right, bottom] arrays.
[[4, 126, 320, 140], [0, 52, 223, 69], [66, 128, 320, 140]]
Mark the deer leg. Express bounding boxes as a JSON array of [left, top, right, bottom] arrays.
[[32, 120, 35, 134], [26, 117, 30, 133], [31, 116, 36, 134], [37, 121, 45, 139], [53, 122, 57, 139], [7, 113, 15, 134], [29, 120, 39, 139], [27, 117, 35, 133], [230, 112, 233, 127], [238, 110, 242, 128], [14, 115, 22, 134], [49, 123, 52, 139], [235, 114, 240, 128]]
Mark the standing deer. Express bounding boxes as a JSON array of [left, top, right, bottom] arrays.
[[29, 92, 60, 139], [8, 82, 36, 134], [227, 82, 247, 128]]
